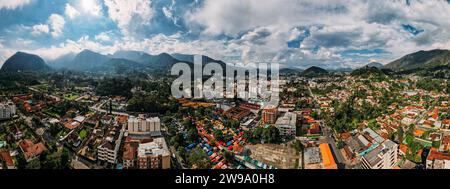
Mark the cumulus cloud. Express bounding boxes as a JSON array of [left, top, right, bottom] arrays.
[[31, 24, 50, 36], [95, 31, 112, 42], [184, 0, 450, 68], [3, 0, 450, 69], [104, 0, 155, 38], [80, 0, 103, 17], [27, 14, 66, 38], [0, 0, 33, 10], [65, 3, 80, 19], [48, 14, 66, 38]]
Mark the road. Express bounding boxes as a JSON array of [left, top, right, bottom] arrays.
[[308, 85, 346, 169], [89, 100, 129, 116]]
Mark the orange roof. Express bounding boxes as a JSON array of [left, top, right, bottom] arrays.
[[0, 150, 14, 166], [443, 119, 450, 125], [64, 121, 80, 129], [117, 115, 129, 124], [340, 132, 351, 140], [319, 143, 337, 169], [427, 148, 450, 161], [431, 114, 438, 119], [399, 144, 408, 154], [417, 149, 423, 156], [441, 136, 450, 151], [413, 129, 425, 137], [423, 120, 434, 126], [19, 139, 47, 160]]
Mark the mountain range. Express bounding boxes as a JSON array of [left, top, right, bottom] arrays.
[[0, 49, 226, 73], [1, 49, 450, 75], [383, 49, 450, 71]]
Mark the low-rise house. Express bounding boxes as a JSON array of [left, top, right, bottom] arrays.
[[0, 150, 15, 169], [426, 148, 450, 169], [18, 139, 47, 162]]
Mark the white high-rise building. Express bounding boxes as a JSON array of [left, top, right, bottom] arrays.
[[0, 101, 16, 120], [127, 115, 161, 135], [275, 112, 297, 137], [361, 139, 398, 169]]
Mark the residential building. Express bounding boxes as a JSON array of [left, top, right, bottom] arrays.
[[262, 106, 278, 124], [98, 124, 125, 164], [426, 148, 450, 169], [0, 101, 16, 120], [0, 150, 15, 169], [122, 142, 137, 169], [361, 140, 398, 169], [304, 147, 322, 169], [304, 144, 338, 169], [18, 139, 47, 162], [275, 112, 297, 137], [128, 115, 161, 135], [137, 137, 171, 169], [319, 143, 338, 169]]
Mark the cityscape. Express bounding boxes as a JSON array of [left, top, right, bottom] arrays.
[[0, 0, 450, 171]]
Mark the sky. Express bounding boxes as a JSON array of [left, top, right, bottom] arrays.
[[1, 0, 450, 69]]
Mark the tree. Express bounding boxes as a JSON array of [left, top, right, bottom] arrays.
[[263, 126, 282, 144], [26, 158, 41, 169], [398, 127, 404, 143], [213, 130, 224, 141], [96, 77, 133, 98], [186, 128, 198, 144], [291, 140, 304, 152], [60, 148, 70, 169], [223, 151, 234, 164], [187, 147, 211, 169]]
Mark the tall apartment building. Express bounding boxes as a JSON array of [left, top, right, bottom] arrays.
[[128, 115, 161, 135], [137, 137, 171, 169], [122, 142, 137, 169], [0, 101, 16, 120], [361, 139, 398, 169], [275, 112, 297, 137], [97, 124, 125, 164], [262, 106, 278, 124]]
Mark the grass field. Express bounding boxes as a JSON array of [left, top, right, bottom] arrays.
[[64, 93, 80, 101], [79, 129, 88, 139]]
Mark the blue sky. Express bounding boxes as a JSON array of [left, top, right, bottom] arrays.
[[1, 0, 450, 69]]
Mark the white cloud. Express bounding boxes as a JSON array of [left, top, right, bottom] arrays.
[[162, 0, 179, 26], [65, 3, 80, 19], [95, 31, 112, 42], [3, 0, 450, 69], [184, 0, 450, 68], [0, 0, 33, 10], [31, 24, 50, 36], [79, 0, 103, 17], [48, 14, 66, 38], [104, 0, 155, 38]]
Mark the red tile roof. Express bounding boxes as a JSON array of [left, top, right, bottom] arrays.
[[19, 139, 47, 160], [0, 150, 14, 167], [427, 148, 450, 161]]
